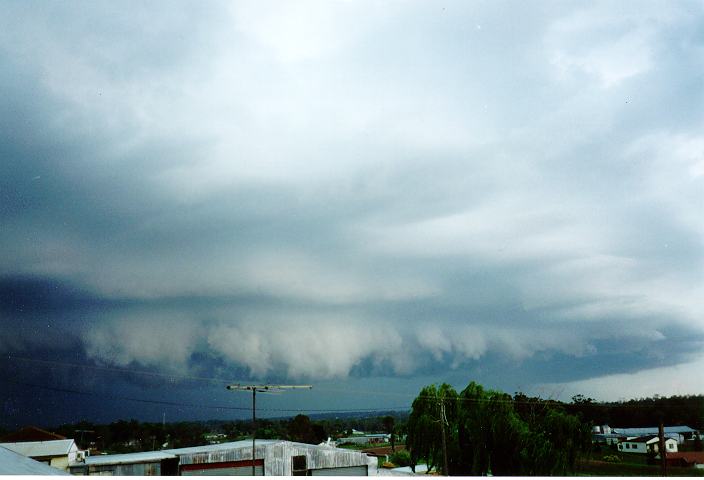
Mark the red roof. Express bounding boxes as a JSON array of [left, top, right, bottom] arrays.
[[0, 426, 66, 443]]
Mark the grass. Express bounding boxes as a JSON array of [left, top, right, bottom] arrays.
[[575, 456, 704, 476]]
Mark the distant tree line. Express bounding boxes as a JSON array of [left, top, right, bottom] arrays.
[[564, 393, 704, 429], [17, 390, 702, 462], [47, 412, 408, 454]]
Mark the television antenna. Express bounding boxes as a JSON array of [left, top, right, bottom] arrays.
[[226, 384, 312, 475]]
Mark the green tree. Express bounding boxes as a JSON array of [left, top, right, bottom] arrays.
[[406, 383, 458, 474], [287, 414, 326, 445], [383, 416, 395, 451], [408, 381, 589, 476]]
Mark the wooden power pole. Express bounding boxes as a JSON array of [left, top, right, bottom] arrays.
[[439, 398, 449, 476], [227, 384, 312, 475], [658, 422, 668, 477]]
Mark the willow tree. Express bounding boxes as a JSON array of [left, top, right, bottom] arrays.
[[455, 381, 529, 475], [407, 380, 589, 476], [406, 383, 458, 474]]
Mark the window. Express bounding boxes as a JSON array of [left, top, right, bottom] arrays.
[[625, 444, 630, 449]]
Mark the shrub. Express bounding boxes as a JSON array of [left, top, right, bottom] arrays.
[[389, 450, 412, 467]]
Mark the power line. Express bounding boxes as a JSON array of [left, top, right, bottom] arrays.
[[4, 355, 701, 409], [227, 384, 312, 475], [0, 378, 411, 413], [3, 355, 234, 384]]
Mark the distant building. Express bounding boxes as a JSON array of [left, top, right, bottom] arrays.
[[338, 434, 391, 445], [611, 426, 699, 444], [69, 439, 376, 476], [617, 435, 678, 455], [0, 439, 85, 471], [593, 425, 700, 447]]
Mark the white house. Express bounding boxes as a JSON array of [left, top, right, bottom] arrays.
[[611, 426, 698, 444], [0, 439, 85, 471], [618, 436, 678, 455]]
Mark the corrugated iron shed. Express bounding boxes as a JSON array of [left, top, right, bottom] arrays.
[[69, 451, 178, 476], [265, 441, 375, 475], [0, 446, 70, 475], [166, 439, 375, 475], [0, 439, 76, 457], [82, 451, 176, 466], [164, 439, 278, 457]]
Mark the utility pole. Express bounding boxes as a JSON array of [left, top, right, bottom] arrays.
[[658, 422, 668, 477], [438, 398, 449, 476], [227, 384, 312, 476]]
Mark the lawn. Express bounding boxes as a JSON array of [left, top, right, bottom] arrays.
[[575, 457, 704, 476]]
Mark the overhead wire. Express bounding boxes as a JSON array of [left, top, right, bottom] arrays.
[[3, 354, 700, 411], [0, 378, 412, 414]]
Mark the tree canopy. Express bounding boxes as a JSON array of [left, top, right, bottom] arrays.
[[407, 381, 591, 476]]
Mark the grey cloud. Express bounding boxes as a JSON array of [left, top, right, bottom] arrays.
[[1, 0, 703, 413]]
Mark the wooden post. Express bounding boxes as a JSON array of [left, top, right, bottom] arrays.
[[659, 422, 667, 477], [252, 388, 256, 476], [440, 399, 449, 476]]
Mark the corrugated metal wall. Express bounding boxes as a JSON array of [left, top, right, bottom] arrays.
[[175, 441, 373, 476], [175, 444, 266, 466], [87, 462, 161, 476], [264, 442, 374, 476]]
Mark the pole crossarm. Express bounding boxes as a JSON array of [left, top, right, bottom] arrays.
[[227, 384, 312, 392], [226, 383, 312, 475]]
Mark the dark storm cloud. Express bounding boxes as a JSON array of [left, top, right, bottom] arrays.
[[0, 276, 110, 314], [1, 0, 703, 419]]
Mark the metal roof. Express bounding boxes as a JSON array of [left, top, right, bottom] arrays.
[[625, 435, 661, 443], [61, 440, 375, 476], [613, 426, 698, 435], [0, 439, 76, 458], [0, 446, 70, 475], [163, 439, 279, 456], [79, 451, 177, 466]]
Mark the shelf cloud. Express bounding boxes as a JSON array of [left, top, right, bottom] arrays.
[[1, 0, 703, 424]]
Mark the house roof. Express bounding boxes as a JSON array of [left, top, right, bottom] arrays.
[[0, 426, 66, 443], [0, 439, 77, 458], [0, 446, 70, 475], [624, 435, 676, 444], [613, 426, 697, 436]]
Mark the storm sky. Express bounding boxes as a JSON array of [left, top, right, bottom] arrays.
[[1, 0, 703, 427]]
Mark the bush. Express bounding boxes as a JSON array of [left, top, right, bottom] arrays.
[[602, 455, 621, 463], [389, 450, 412, 467]]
